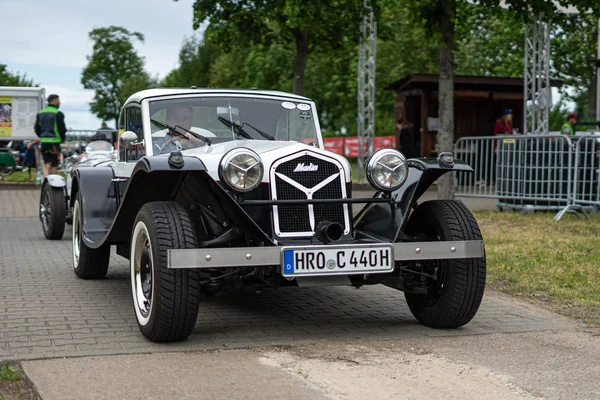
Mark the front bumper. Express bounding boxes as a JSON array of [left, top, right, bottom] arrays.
[[167, 240, 485, 270]]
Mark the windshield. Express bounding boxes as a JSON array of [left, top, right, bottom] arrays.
[[85, 141, 114, 153], [148, 96, 318, 154]]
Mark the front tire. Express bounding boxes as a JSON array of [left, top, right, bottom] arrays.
[[404, 200, 486, 329], [131, 202, 201, 342], [40, 183, 67, 240], [72, 197, 110, 279]]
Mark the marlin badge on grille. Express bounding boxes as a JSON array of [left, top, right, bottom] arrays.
[[293, 163, 319, 172]]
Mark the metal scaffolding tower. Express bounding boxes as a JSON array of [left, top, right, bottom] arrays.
[[596, 17, 600, 121], [524, 16, 552, 135], [357, 0, 376, 183]]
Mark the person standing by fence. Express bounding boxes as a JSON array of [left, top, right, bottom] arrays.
[[561, 113, 576, 136], [493, 109, 514, 136], [34, 94, 66, 178]]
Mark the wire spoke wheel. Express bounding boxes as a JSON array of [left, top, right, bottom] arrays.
[[0, 165, 13, 176]]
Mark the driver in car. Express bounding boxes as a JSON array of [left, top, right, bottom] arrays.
[[152, 104, 208, 154]]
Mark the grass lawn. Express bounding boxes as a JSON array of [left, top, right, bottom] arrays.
[[473, 210, 600, 325], [0, 169, 39, 183]]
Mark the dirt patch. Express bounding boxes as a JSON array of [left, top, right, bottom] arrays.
[[0, 381, 38, 400], [0, 364, 38, 400], [260, 341, 539, 400]]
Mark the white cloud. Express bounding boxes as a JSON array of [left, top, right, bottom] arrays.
[[1, 0, 199, 77], [1, 0, 201, 129], [42, 85, 94, 109], [65, 112, 104, 132]]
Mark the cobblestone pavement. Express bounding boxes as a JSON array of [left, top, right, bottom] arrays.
[[0, 188, 570, 361], [0, 187, 39, 218]]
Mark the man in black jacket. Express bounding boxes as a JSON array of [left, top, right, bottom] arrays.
[[396, 118, 419, 159], [34, 94, 66, 178]]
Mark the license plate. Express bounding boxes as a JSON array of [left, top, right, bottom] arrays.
[[281, 244, 394, 277]]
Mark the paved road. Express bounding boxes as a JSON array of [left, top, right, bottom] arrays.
[[0, 187, 566, 362]]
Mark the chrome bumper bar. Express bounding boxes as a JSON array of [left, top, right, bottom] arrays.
[[167, 240, 484, 270]]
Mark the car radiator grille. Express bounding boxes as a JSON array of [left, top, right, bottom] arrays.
[[271, 153, 348, 236]]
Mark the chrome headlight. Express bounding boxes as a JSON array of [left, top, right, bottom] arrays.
[[366, 149, 408, 191], [219, 148, 264, 192]]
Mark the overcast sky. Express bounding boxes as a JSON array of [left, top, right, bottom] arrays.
[[1, 0, 199, 130]]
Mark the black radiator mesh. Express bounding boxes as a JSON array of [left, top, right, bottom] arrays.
[[273, 154, 346, 234]]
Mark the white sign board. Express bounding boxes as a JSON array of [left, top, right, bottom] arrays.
[[0, 86, 46, 141]]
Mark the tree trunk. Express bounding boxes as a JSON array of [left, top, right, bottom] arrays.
[[292, 31, 309, 96], [437, 0, 456, 200]]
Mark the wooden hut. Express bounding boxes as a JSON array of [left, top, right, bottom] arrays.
[[384, 73, 564, 157]]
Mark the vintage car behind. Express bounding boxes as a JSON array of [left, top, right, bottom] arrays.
[[39, 140, 115, 240], [68, 88, 485, 342]]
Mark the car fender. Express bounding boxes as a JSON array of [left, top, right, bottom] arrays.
[[70, 166, 119, 246], [77, 155, 274, 250], [45, 174, 66, 188], [353, 158, 473, 242]]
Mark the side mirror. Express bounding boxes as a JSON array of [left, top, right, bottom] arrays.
[[119, 131, 140, 150]]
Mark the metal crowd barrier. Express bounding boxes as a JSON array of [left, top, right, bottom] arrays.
[[454, 134, 599, 220], [570, 135, 600, 218], [65, 129, 117, 142]]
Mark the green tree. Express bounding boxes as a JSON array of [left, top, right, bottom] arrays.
[[0, 63, 35, 87], [549, 97, 570, 131], [185, 0, 365, 95], [455, 6, 524, 76], [407, 0, 600, 199], [551, 13, 599, 122], [121, 73, 160, 106], [162, 36, 223, 88], [81, 26, 150, 126]]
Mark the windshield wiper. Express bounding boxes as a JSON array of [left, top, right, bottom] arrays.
[[218, 117, 253, 140], [242, 121, 275, 141], [151, 118, 212, 146], [218, 117, 275, 141]]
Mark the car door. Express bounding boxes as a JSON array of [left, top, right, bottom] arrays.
[[113, 104, 146, 178]]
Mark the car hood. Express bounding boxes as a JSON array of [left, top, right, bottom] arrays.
[[178, 140, 352, 183]]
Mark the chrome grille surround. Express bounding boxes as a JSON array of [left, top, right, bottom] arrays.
[[269, 150, 350, 237]]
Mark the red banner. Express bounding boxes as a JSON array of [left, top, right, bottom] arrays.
[[374, 136, 396, 150], [322, 136, 396, 157], [344, 137, 359, 157], [323, 137, 344, 155]]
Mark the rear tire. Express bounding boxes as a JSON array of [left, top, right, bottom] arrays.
[[0, 165, 13, 176], [40, 183, 66, 240], [130, 202, 201, 342], [404, 200, 486, 328], [72, 197, 110, 279]]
